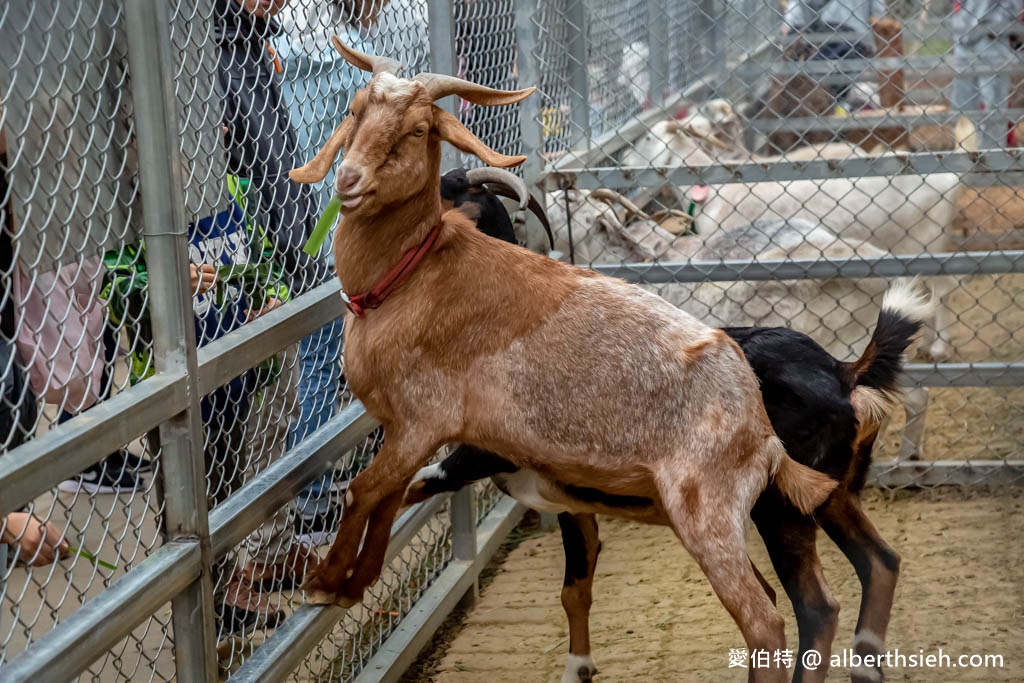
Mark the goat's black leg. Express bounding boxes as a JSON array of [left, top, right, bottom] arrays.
[[558, 512, 601, 683], [753, 499, 839, 683], [820, 492, 900, 683], [402, 445, 518, 506]]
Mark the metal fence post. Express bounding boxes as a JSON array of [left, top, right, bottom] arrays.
[[122, 1, 218, 680], [451, 487, 479, 605], [515, 0, 548, 186], [564, 0, 592, 148], [647, 0, 669, 107], [428, 0, 462, 173], [428, 0, 482, 605]]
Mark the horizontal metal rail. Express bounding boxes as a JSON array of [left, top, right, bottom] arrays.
[[747, 109, 1024, 135], [197, 279, 344, 396], [0, 542, 201, 683], [209, 401, 379, 557], [736, 54, 1024, 78], [589, 251, 1024, 283], [229, 491, 474, 683], [0, 371, 188, 518], [901, 363, 1024, 387], [546, 150, 1024, 189], [871, 460, 1024, 487]]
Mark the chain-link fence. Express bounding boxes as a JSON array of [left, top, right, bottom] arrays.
[[0, 1, 525, 681], [2, 0, 1022, 682], [520, 0, 1024, 486]]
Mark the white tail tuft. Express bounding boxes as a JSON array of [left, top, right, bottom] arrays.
[[881, 278, 935, 325]]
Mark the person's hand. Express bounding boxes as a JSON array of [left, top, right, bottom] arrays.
[[780, 24, 791, 37], [234, 0, 289, 19], [246, 297, 284, 321], [2, 512, 69, 567], [189, 264, 218, 296]]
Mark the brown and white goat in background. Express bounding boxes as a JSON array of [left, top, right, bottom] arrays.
[[288, 38, 836, 682]]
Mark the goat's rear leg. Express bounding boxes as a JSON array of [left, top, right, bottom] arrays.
[[820, 493, 900, 683], [659, 475, 788, 683], [753, 501, 839, 683], [557, 513, 601, 683], [302, 431, 436, 606]]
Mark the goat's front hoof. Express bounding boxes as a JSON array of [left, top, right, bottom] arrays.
[[333, 593, 361, 608], [304, 588, 338, 606], [301, 567, 343, 605]]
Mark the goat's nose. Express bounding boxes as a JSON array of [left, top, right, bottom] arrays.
[[336, 167, 362, 194]]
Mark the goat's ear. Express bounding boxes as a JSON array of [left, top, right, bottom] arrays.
[[434, 108, 526, 168], [290, 116, 355, 184]]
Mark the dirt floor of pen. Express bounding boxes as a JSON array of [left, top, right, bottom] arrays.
[[402, 488, 1024, 682]]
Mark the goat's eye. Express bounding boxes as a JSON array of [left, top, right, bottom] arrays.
[[412, 126, 428, 137]]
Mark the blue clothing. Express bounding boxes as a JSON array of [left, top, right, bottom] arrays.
[[188, 202, 255, 423]]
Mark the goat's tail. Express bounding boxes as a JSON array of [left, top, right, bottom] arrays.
[[843, 280, 934, 424], [768, 438, 838, 514]]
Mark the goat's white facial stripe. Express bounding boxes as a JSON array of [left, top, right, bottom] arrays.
[[345, 490, 354, 507], [372, 73, 414, 98]]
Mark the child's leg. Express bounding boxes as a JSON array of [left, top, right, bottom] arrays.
[[290, 317, 344, 527]]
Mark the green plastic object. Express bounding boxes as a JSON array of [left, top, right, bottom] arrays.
[[67, 545, 118, 571], [304, 195, 343, 257]]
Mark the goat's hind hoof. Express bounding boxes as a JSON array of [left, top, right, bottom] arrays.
[[561, 656, 598, 683]]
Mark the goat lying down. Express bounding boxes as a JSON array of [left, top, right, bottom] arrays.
[[619, 104, 961, 362], [289, 39, 835, 682], [406, 281, 932, 683]]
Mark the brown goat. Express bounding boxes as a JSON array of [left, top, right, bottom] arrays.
[[289, 38, 837, 681]]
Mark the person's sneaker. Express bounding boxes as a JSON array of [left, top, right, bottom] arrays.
[[238, 544, 321, 593], [58, 452, 145, 494], [216, 580, 284, 638]]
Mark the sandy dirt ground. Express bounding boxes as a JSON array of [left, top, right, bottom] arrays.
[[408, 489, 1024, 682]]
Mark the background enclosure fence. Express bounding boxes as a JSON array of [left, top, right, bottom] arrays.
[[0, 0, 1021, 682]]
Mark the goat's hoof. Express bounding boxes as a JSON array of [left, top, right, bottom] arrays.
[[334, 593, 361, 608], [925, 339, 950, 363], [851, 663, 884, 683], [304, 588, 338, 606], [561, 655, 598, 683]]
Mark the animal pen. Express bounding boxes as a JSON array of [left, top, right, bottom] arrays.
[[0, 1, 1021, 682]]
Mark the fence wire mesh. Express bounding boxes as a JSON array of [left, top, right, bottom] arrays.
[[1, 0, 1022, 682], [530, 0, 1024, 480]]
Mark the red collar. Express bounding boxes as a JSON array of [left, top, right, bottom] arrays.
[[343, 220, 443, 318]]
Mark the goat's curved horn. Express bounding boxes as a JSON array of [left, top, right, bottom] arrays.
[[413, 73, 535, 106], [591, 188, 650, 221], [465, 168, 529, 210], [331, 35, 403, 75], [682, 123, 732, 150]]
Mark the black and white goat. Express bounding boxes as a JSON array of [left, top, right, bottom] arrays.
[[404, 281, 932, 683]]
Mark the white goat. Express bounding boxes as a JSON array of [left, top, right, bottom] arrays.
[[617, 102, 961, 361]]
